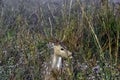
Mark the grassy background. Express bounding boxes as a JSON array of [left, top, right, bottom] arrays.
[[0, 0, 120, 80]]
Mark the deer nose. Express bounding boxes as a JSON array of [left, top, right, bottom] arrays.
[[71, 52, 74, 58]]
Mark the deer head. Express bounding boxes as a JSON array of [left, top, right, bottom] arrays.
[[52, 43, 72, 59]]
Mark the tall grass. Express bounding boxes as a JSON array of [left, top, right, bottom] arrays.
[[0, 0, 120, 80]]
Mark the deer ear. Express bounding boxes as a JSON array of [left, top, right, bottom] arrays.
[[47, 42, 55, 49], [51, 43, 55, 47]]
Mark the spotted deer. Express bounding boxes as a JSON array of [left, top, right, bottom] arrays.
[[43, 42, 72, 80]]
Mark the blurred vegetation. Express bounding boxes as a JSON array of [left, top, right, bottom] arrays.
[[0, 0, 120, 80]]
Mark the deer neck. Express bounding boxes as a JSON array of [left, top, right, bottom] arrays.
[[51, 54, 62, 70]]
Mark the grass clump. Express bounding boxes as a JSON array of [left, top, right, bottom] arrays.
[[0, 0, 120, 80]]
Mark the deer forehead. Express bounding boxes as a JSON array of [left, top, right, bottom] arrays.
[[54, 45, 63, 50], [54, 45, 64, 51]]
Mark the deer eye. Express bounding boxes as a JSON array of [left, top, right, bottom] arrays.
[[61, 48, 64, 50]]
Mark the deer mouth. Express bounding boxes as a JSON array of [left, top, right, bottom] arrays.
[[68, 55, 73, 59], [68, 53, 73, 59]]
